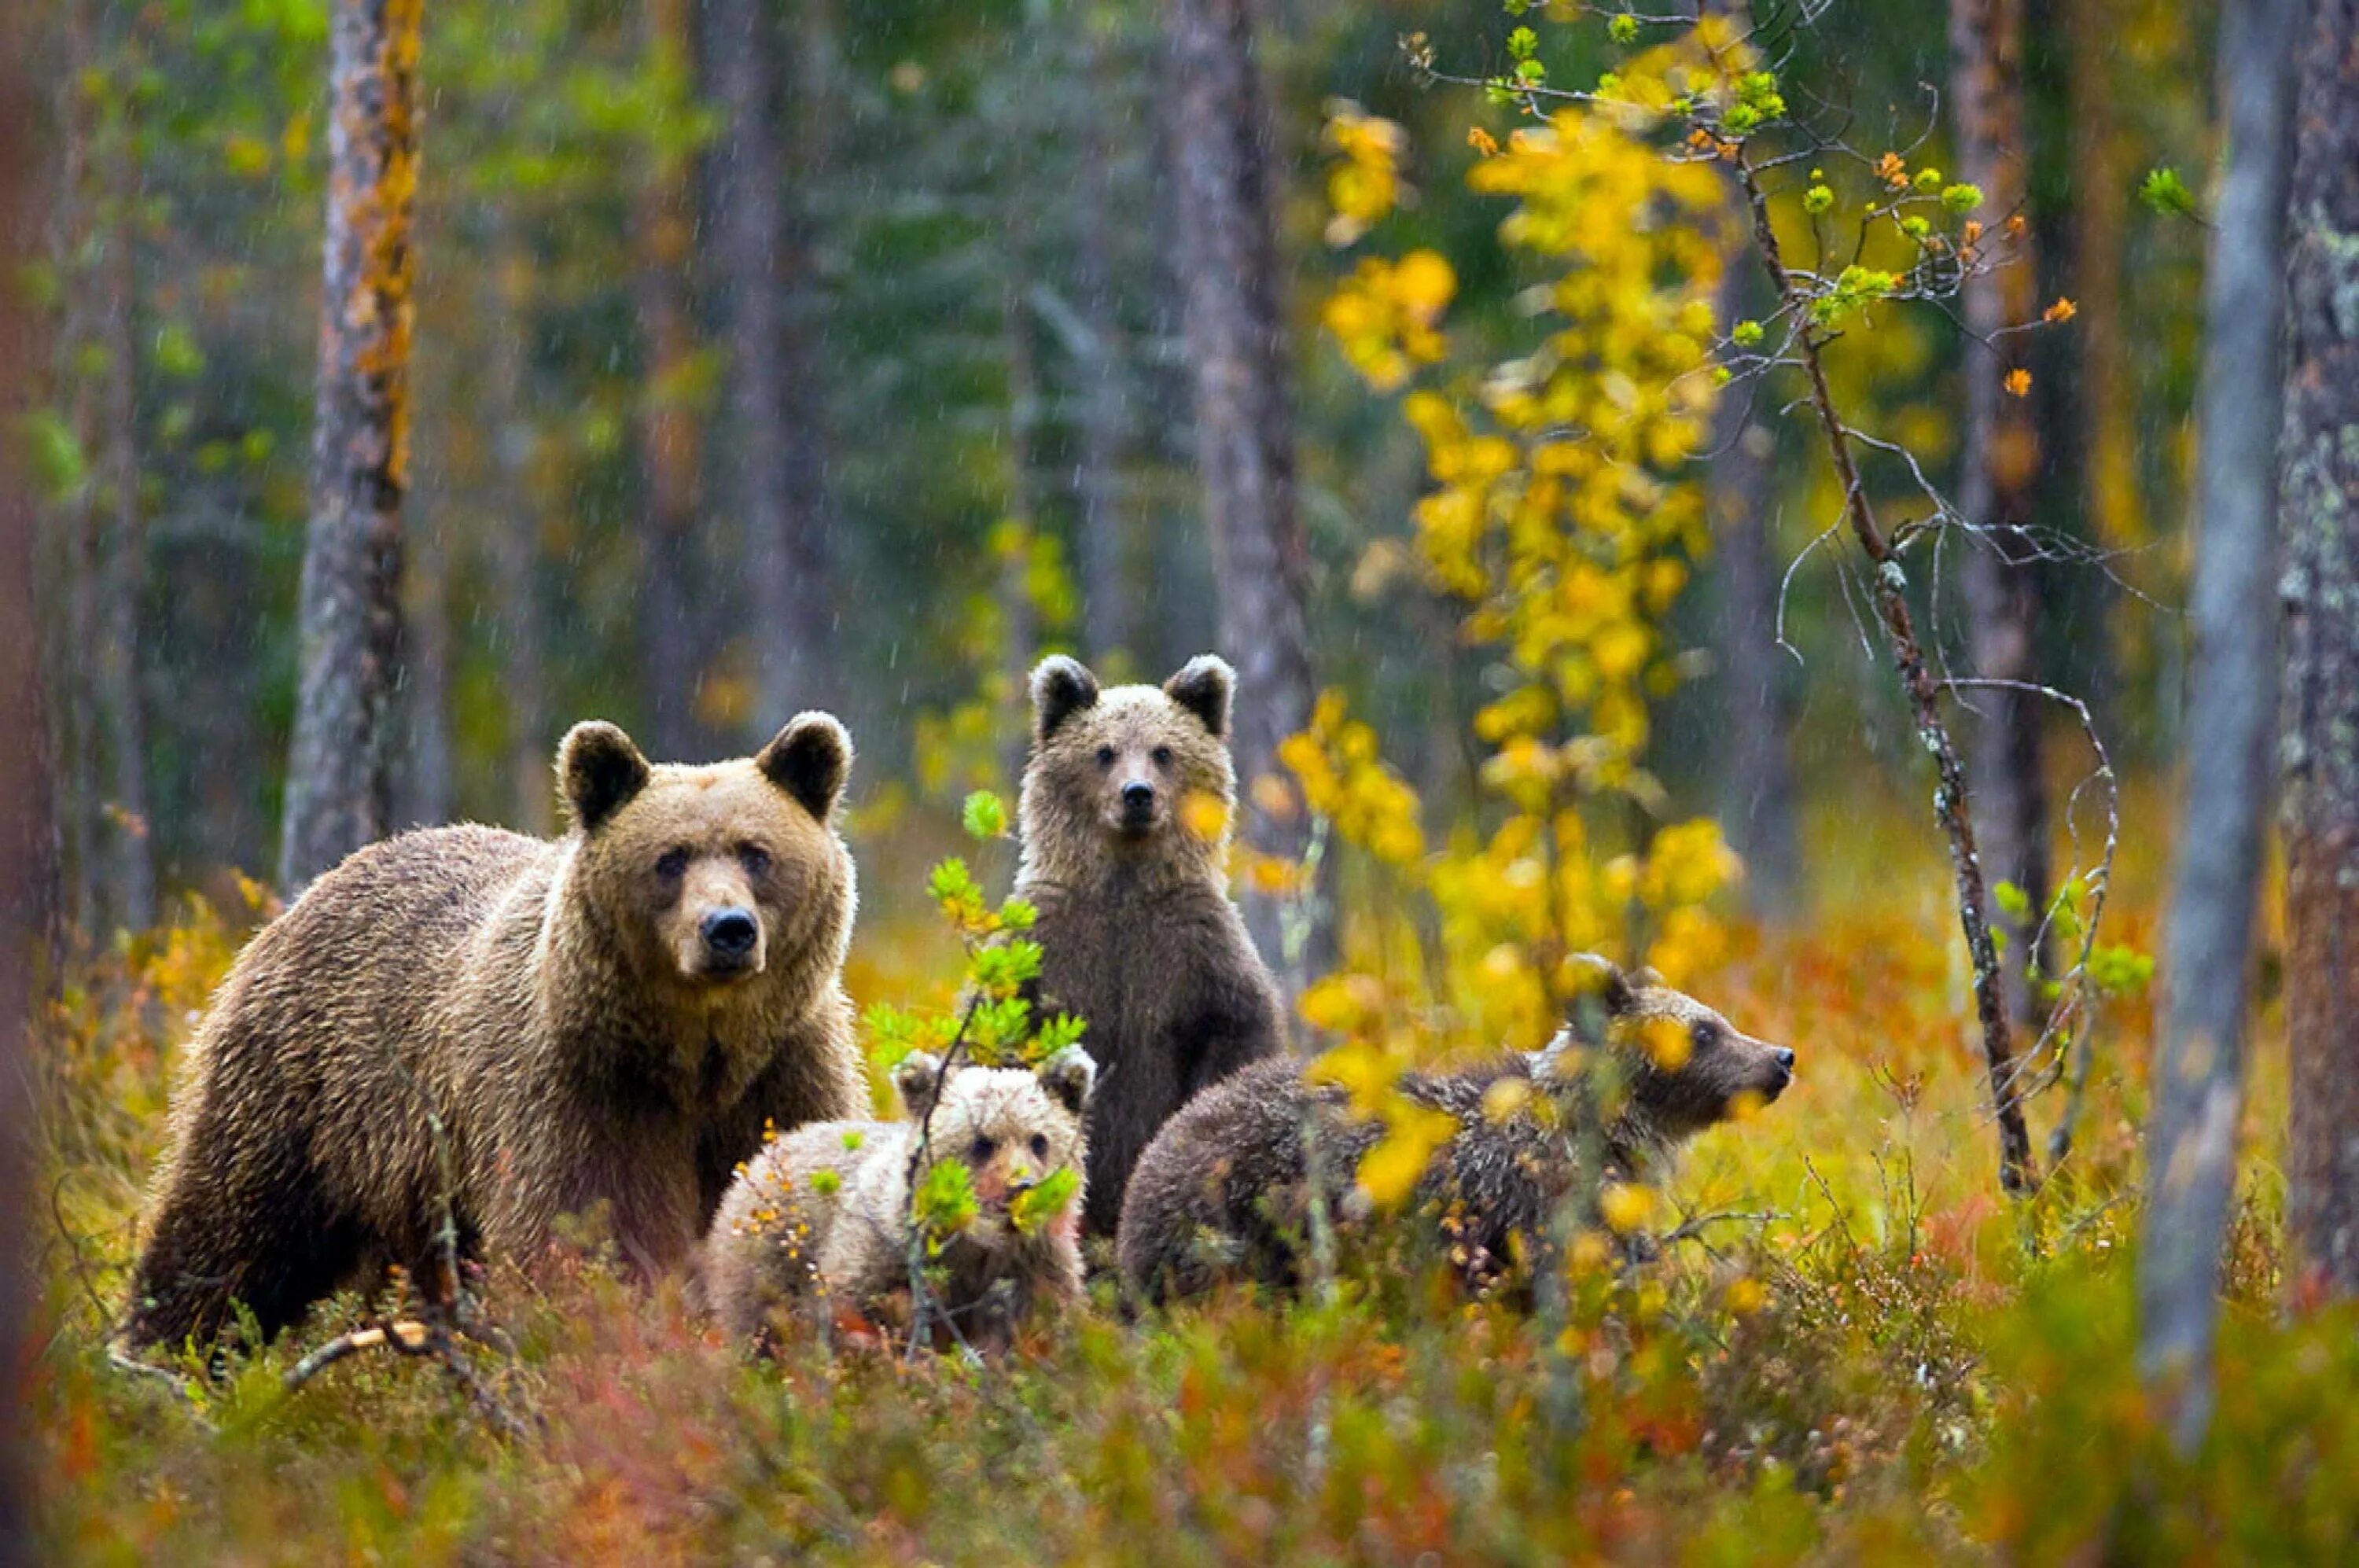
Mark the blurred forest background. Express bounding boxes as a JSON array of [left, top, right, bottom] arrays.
[[20, 0, 2208, 932]]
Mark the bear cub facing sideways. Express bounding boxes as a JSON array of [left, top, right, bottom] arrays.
[[1016, 653, 1287, 1239], [1117, 960, 1796, 1306], [124, 715, 867, 1352], [704, 1048, 1098, 1354]]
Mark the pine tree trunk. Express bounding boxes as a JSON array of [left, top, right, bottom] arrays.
[[2281, 0, 2359, 1299], [1000, 282, 1043, 791], [634, 0, 703, 762], [1072, 22, 1136, 670], [1950, 0, 2053, 1019], [2136, 0, 2298, 1452], [1164, 0, 1328, 988], [399, 499, 455, 827], [95, 137, 153, 930], [281, 0, 420, 890], [489, 230, 553, 835]]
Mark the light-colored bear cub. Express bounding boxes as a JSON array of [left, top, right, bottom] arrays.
[[705, 1048, 1095, 1353]]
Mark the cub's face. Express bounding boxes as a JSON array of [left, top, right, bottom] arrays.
[[1542, 962, 1795, 1143], [1021, 655, 1236, 874], [558, 715, 854, 993], [893, 1050, 1096, 1245]]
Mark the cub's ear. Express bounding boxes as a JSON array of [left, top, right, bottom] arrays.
[[757, 712, 852, 821], [558, 721, 651, 834], [1563, 951, 1637, 1021], [1036, 1046, 1098, 1117], [1030, 655, 1100, 744], [892, 1051, 944, 1116], [1162, 655, 1234, 739], [1630, 966, 1665, 992]]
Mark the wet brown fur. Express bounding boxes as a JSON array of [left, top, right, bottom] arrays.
[[123, 716, 866, 1351], [703, 1050, 1095, 1355], [1115, 963, 1795, 1306], [1016, 654, 1286, 1237]]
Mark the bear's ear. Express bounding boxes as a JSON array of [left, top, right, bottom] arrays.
[[892, 1051, 944, 1116], [1162, 654, 1235, 739], [757, 712, 852, 821], [1601, 963, 1639, 1017], [1030, 655, 1100, 745], [1036, 1046, 1098, 1117], [558, 721, 651, 834]]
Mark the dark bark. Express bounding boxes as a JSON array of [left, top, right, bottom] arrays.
[[281, 0, 420, 890], [399, 499, 454, 826], [1072, 23, 1137, 669], [1951, 0, 2053, 1018], [488, 230, 552, 835], [95, 129, 153, 930], [1163, 0, 1328, 988], [2136, 0, 2298, 1452], [0, 21, 46, 1551], [1709, 271, 1799, 922], [1739, 160, 2037, 1197], [713, 0, 837, 738], [1001, 282, 1043, 790], [2282, 0, 2359, 1299], [634, 0, 704, 762]]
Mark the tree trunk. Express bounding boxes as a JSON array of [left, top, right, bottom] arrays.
[[399, 498, 454, 827], [714, 0, 837, 740], [95, 135, 154, 930], [2136, 0, 2298, 1452], [1071, 22, 1136, 671], [281, 0, 420, 890], [634, 0, 704, 762], [1950, 0, 2053, 1020], [2281, 0, 2359, 1300], [1710, 267, 1800, 922], [1000, 282, 1043, 791], [489, 231, 553, 835], [0, 25, 46, 1549], [1163, 0, 1328, 988]]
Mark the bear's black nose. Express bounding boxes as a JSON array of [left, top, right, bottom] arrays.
[[1121, 782, 1156, 812], [1774, 1047, 1796, 1073], [702, 907, 759, 959]]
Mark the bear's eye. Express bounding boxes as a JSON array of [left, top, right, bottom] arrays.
[[1691, 1020, 1721, 1052], [655, 848, 690, 880], [1151, 745, 1173, 768], [738, 844, 773, 878], [1095, 745, 1116, 769], [968, 1136, 997, 1165], [1029, 1133, 1050, 1161]]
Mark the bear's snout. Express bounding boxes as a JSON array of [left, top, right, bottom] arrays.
[[1761, 1044, 1796, 1099], [699, 907, 762, 971], [1117, 779, 1157, 830]]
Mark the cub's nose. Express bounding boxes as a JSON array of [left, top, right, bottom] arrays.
[[701, 907, 759, 959], [1774, 1047, 1797, 1074], [1121, 781, 1156, 812]]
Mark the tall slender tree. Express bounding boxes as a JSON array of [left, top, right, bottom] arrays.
[[2136, 0, 2298, 1452], [1163, 0, 1327, 984], [2282, 0, 2359, 1299], [1950, 0, 2053, 1015], [281, 0, 421, 889], [1070, 16, 1137, 671], [488, 228, 553, 834]]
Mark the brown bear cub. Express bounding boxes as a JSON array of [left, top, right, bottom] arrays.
[[1116, 961, 1794, 1306], [704, 1048, 1096, 1354], [123, 716, 867, 1352], [1017, 653, 1287, 1239]]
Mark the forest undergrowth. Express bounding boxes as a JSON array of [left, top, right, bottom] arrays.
[[28, 783, 2357, 1566]]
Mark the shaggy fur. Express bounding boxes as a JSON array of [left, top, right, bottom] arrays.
[[703, 1050, 1096, 1354], [1115, 962, 1796, 1306], [1016, 653, 1286, 1238], [123, 716, 867, 1351]]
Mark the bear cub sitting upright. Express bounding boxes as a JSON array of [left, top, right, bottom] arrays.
[[1016, 653, 1286, 1239], [1117, 960, 1796, 1306], [124, 715, 867, 1353], [705, 1047, 1098, 1354]]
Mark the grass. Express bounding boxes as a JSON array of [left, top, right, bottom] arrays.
[[27, 784, 2357, 1564]]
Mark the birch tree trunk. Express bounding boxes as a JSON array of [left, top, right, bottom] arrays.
[[1164, 0, 1329, 987], [2281, 0, 2359, 1300], [1950, 0, 2053, 1018], [281, 0, 421, 889], [2136, 0, 2298, 1452]]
